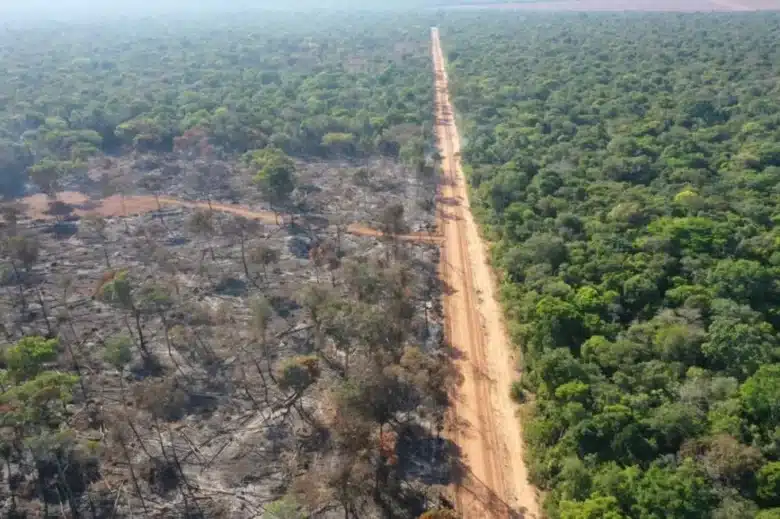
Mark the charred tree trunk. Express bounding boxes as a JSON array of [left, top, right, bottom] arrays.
[[34, 287, 53, 337]]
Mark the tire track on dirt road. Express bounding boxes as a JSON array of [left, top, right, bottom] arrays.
[[432, 27, 539, 519]]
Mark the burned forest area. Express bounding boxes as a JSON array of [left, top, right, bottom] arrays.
[[0, 13, 457, 519]]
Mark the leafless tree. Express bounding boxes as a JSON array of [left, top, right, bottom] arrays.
[[378, 203, 408, 261], [188, 208, 217, 263], [222, 215, 262, 288], [82, 213, 112, 268], [249, 244, 280, 285]]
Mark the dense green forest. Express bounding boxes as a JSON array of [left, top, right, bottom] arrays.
[[444, 12, 780, 519], [0, 12, 433, 197]]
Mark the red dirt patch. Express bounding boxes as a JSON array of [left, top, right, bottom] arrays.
[[16, 192, 442, 245], [22, 192, 162, 220]]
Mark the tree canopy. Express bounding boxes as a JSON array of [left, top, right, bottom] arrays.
[[444, 11, 780, 519], [0, 12, 433, 197]]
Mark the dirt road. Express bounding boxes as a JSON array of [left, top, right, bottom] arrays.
[[20, 192, 441, 245], [432, 27, 539, 519]]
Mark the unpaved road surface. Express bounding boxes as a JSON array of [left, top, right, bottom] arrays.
[[432, 27, 539, 519], [20, 192, 441, 244]]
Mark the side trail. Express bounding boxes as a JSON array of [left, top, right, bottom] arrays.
[[432, 27, 539, 518], [21, 191, 441, 245]]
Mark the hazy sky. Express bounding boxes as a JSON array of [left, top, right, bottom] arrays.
[[0, 0, 426, 19]]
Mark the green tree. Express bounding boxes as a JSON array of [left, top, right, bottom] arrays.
[[758, 462, 780, 506], [4, 336, 58, 383], [249, 148, 296, 215], [707, 259, 774, 306], [266, 496, 307, 519], [559, 495, 627, 519], [98, 270, 151, 359], [702, 300, 776, 379], [632, 462, 718, 519], [1, 371, 79, 429], [740, 364, 780, 435]]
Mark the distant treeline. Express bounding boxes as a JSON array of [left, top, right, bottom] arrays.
[[0, 12, 433, 197]]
